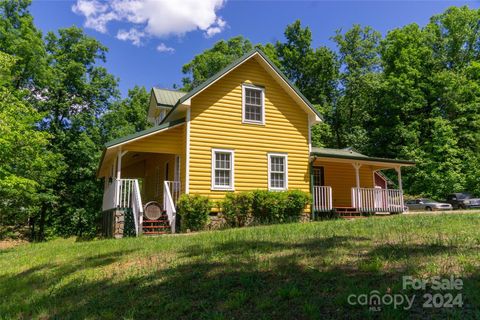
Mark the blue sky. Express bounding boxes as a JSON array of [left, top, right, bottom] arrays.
[[31, 0, 479, 97]]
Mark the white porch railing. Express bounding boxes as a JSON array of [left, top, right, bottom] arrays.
[[165, 180, 181, 206], [163, 181, 178, 233], [117, 178, 136, 208], [131, 180, 143, 235], [351, 187, 404, 213], [102, 178, 143, 236], [312, 186, 333, 212]]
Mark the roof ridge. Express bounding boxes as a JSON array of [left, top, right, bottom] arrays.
[[153, 87, 185, 93]]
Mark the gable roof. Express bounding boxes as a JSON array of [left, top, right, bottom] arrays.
[[161, 48, 323, 124], [152, 88, 186, 107], [311, 147, 415, 166]]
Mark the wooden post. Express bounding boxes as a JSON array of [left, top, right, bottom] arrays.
[[115, 149, 125, 207], [352, 163, 362, 209], [396, 166, 403, 192], [396, 166, 404, 211], [309, 158, 314, 219], [353, 163, 362, 189]]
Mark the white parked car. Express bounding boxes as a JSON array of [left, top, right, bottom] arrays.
[[405, 198, 453, 211]]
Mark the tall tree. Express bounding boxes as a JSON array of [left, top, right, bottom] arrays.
[[101, 85, 150, 142], [34, 27, 119, 238], [332, 25, 382, 150], [181, 36, 253, 91], [372, 6, 480, 197], [269, 21, 339, 147], [0, 52, 61, 238], [275, 21, 339, 108], [0, 0, 46, 88]]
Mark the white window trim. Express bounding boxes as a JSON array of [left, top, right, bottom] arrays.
[[211, 148, 235, 191], [242, 84, 265, 125], [268, 153, 288, 191]]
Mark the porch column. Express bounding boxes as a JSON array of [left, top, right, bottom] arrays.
[[353, 163, 362, 189], [115, 149, 127, 207], [352, 162, 362, 208], [396, 166, 405, 211], [395, 166, 403, 192]]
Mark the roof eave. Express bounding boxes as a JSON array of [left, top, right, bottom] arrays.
[[311, 152, 415, 166]]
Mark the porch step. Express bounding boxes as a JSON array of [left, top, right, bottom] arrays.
[[142, 213, 171, 235], [143, 231, 171, 235], [334, 207, 363, 219]]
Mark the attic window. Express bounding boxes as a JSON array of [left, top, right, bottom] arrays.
[[242, 85, 264, 124], [154, 108, 168, 126]]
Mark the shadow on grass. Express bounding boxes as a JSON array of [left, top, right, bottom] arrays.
[[1, 237, 478, 320]]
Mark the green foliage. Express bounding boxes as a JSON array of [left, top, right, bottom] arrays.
[[0, 0, 47, 88], [284, 190, 311, 219], [0, 55, 62, 231], [181, 36, 253, 91], [220, 192, 253, 227], [177, 194, 212, 231], [101, 85, 150, 142], [251, 190, 309, 224], [332, 25, 382, 150], [274, 20, 339, 108]]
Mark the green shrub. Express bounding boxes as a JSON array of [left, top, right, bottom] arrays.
[[251, 190, 309, 224], [177, 194, 212, 231], [284, 190, 310, 221], [221, 192, 253, 227]]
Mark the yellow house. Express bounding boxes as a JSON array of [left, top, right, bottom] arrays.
[[97, 49, 414, 236]]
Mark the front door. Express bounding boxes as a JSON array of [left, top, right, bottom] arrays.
[[312, 166, 325, 187]]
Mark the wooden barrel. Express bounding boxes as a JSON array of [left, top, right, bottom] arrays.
[[144, 201, 162, 220]]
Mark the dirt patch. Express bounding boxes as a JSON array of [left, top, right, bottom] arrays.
[[0, 239, 27, 250]]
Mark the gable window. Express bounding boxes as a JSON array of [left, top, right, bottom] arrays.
[[268, 153, 288, 191], [242, 85, 264, 124], [212, 149, 234, 190]]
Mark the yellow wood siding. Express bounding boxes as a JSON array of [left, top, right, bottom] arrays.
[[121, 124, 185, 154], [314, 160, 376, 207], [107, 123, 187, 200], [189, 58, 310, 202]]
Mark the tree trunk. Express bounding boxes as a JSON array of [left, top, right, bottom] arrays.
[[36, 204, 47, 241], [29, 216, 36, 242]]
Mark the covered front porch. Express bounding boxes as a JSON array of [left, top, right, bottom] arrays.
[[310, 148, 414, 215], [97, 119, 186, 236]]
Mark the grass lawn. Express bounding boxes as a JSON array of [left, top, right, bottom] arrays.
[[1, 213, 479, 319]]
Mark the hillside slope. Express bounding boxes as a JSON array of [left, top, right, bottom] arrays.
[[1, 213, 479, 319]]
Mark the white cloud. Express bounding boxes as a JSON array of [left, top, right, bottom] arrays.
[[72, 0, 114, 33], [72, 0, 227, 46], [205, 17, 226, 38], [156, 43, 175, 53], [116, 28, 145, 46]]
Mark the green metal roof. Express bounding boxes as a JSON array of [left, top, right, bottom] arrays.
[[104, 117, 185, 148], [161, 48, 323, 125], [311, 147, 415, 165], [152, 88, 186, 107]]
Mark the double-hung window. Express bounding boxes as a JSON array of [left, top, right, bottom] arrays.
[[212, 149, 234, 190], [268, 153, 288, 191], [242, 85, 264, 124]]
